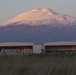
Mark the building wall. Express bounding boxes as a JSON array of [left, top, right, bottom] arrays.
[[33, 45, 42, 54], [44, 45, 76, 53], [0, 46, 33, 54]]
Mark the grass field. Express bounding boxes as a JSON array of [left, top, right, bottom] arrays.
[[0, 54, 76, 75]]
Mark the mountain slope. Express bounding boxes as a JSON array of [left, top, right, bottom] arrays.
[[2, 8, 76, 26], [0, 25, 76, 44]]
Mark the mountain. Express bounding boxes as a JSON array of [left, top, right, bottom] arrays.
[[0, 8, 76, 44], [2, 8, 76, 26]]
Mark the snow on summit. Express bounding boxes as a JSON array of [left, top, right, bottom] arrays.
[[2, 8, 76, 26]]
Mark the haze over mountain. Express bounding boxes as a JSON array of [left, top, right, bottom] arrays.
[[0, 8, 76, 44]]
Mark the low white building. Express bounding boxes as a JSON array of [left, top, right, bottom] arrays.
[[0, 42, 42, 54], [33, 45, 42, 54], [0, 42, 34, 54], [44, 41, 76, 53]]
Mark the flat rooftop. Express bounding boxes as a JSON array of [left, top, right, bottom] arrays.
[[0, 42, 34, 46], [44, 41, 76, 46]]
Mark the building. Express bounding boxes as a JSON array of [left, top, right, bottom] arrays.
[[44, 42, 76, 54], [33, 45, 42, 54], [0, 42, 34, 54], [1, 41, 76, 54]]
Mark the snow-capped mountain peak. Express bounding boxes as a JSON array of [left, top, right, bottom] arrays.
[[2, 8, 76, 26], [31, 8, 57, 15]]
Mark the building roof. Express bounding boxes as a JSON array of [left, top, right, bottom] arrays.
[[44, 41, 76, 46], [0, 42, 34, 46]]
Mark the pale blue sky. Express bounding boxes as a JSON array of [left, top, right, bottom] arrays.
[[0, 0, 76, 24]]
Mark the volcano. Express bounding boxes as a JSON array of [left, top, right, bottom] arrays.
[[1, 8, 76, 44]]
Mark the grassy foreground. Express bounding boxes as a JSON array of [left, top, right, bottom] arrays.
[[0, 54, 76, 75]]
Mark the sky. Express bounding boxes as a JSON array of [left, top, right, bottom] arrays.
[[0, 0, 76, 24]]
